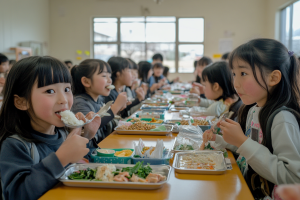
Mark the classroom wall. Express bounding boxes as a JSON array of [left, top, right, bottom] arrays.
[[0, 0, 49, 59]]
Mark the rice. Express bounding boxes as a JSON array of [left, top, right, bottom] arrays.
[[106, 85, 115, 90], [60, 110, 84, 126]]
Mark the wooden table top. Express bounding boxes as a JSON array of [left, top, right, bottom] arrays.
[[40, 110, 254, 200]]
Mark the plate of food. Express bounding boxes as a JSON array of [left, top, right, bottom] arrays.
[[172, 151, 227, 174], [115, 122, 173, 135], [60, 162, 171, 189], [127, 118, 164, 124]]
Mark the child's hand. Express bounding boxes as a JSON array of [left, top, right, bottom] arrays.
[[111, 92, 127, 115], [141, 83, 148, 93], [150, 83, 160, 92], [277, 184, 300, 200], [192, 82, 205, 94], [203, 130, 216, 142], [82, 111, 101, 140], [136, 87, 145, 101], [56, 128, 89, 167], [219, 118, 248, 147], [190, 87, 200, 95]]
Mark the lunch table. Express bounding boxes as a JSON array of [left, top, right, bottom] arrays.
[[40, 110, 254, 200]]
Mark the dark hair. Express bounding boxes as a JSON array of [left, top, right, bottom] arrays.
[[71, 59, 111, 95], [138, 61, 152, 83], [0, 53, 8, 64], [221, 52, 230, 60], [230, 38, 300, 145], [152, 53, 163, 62], [127, 58, 138, 70], [64, 60, 72, 65], [202, 61, 236, 100], [194, 60, 198, 69], [163, 66, 169, 77], [107, 57, 130, 83], [153, 62, 164, 69], [0, 56, 71, 144], [9, 60, 16, 65], [198, 56, 212, 66]]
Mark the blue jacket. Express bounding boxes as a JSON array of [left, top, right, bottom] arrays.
[[148, 75, 164, 88], [0, 128, 66, 200]]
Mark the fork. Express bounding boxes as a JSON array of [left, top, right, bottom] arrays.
[[63, 101, 114, 128]]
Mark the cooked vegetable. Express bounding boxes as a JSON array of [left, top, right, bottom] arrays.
[[68, 168, 97, 180], [121, 161, 152, 179]]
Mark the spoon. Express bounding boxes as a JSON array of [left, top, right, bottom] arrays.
[[63, 101, 114, 128]]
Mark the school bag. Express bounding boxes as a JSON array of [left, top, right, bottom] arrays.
[[1, 135, 40, 200], [245, 106, 297, 200]]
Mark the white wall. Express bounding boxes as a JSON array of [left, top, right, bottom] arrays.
[[0, 0, 49, 59]]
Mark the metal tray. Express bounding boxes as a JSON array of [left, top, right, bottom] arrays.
[[60, 163, 171, 189], [115, 125, 173, 136], [172, 151, 227, 175]]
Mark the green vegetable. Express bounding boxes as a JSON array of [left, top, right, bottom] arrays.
[[68, 168, 97, 180], [121, 161, 152, 179], [134, 155, 141, 158], [175, 144, 194, 150], [204, 143, 214, 150]]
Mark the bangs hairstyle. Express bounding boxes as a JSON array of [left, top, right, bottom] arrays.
[[229, 38, 300, 144], [153, 63, 164, 69], [71, 59, 111, 95], [138, 61, 152, 83], [0, 56, 71, 144], [198, 56, 212, 66], [202, 61, 236, 100], [127, 58, 138, 70], [108, 57, 129, 83]]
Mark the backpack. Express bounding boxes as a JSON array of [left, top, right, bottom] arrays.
[[1, 135, 40, 200], [245, 106, 297, 200]]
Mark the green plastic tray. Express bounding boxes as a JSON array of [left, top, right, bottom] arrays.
[[90, 148, 134, 164]]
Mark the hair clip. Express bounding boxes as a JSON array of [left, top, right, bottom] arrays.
[[288, 51, 294, 57]]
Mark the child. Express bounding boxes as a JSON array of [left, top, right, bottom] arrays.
[[152, 53, 163, 64], [0, 56, 101, 200], [70, 59, 127, 151], [0, 53, 9, 86], [138, 61, 160, 97], [207, 39, 300, 200], [163, 66, 179, 84], [195, 61, 241, 118], [148, 62, 166, 88], [105, 57, 145, 118]]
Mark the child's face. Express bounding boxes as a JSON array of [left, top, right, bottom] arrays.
[[30, 82, 73, 129], [0, 61, 9, 73], [196, 64, 206, 78], [153, 67, 163, 77], [91, 66, 112, 96], [232, 58, 268, 106], [202, 81, 222, 100], [119, 68, 133, 86], [131, 69, 138, 81]]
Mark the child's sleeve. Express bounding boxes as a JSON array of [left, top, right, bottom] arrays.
[[205, 101, 227, 117], [148, 76, 155, 88], [214, 135, 239, 152], [199, 98, 215, 108], [237, 111, 300, 185], [0, 139, 65, 200]]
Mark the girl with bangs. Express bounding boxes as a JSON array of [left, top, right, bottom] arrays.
[[205, 39, 300, 200], [0, 56, 101, 200]]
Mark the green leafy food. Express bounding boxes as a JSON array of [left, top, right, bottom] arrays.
[[121, 161, 152, 179], [204, 143, 214, 150], [68, 168, 97, 180], [175, 144, 194, 150]]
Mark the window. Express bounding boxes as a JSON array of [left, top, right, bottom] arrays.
[[93, 17, 204, 73], [280, 1, 300, 56]]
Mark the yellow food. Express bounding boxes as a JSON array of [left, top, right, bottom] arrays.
[[141, 147, 155, 155], [114, 150, 133, 157], [117, 122, 156, 131], [180, 120, 190, 125], [192, 119, 210, 126]]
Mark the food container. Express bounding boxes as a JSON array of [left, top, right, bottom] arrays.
[[136, 110, 165, 119], [171, 137, 201, 153], [140, 103, 171, 110], [131, 150, 173, 165], [114, 125, 173, 136], [191, 118, 212, 132], [90, 148, 134, 164], [172, 151, 227, 175], [126, 118, 164, 125], [96, 149, 116, 157], [59, 163, 171, 189]]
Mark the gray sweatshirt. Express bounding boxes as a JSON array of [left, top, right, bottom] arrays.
[[215, 105, 300, 185], [199, 98, 228, 117]]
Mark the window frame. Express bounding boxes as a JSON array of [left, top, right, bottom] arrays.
[[92, 16, 205, 73]]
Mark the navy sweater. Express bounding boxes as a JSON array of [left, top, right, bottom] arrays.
[[71, 93, 115, 149], [0, 128, 66, 200]]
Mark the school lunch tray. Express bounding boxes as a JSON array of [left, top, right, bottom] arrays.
[[59, 163, 171, 189], [114, 124, 173, 136], [126, 118, 164, 125], [90, 148, 134, 164], [172, 151, 227, 175], [140, 103, 171, 110], [131, 150, 173, 165], [135, 110, 166, 119]]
